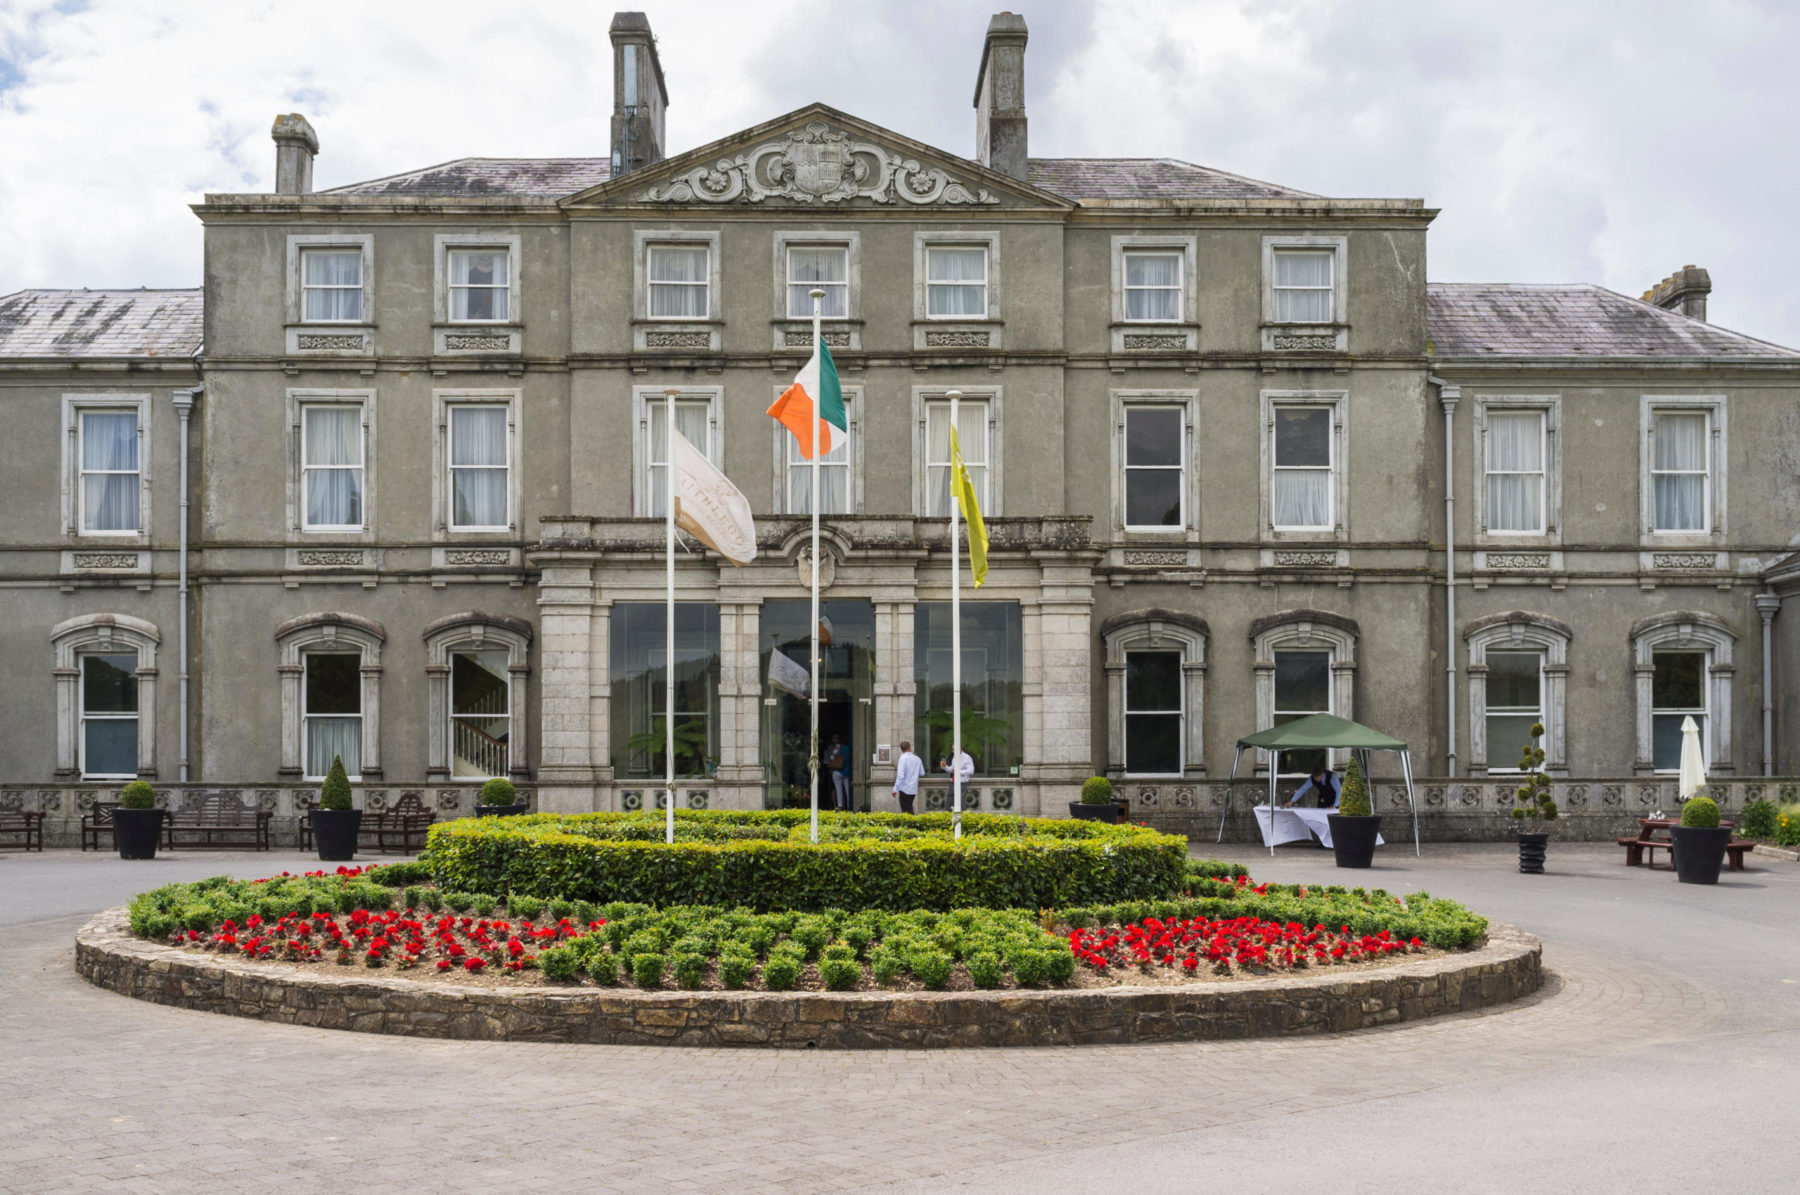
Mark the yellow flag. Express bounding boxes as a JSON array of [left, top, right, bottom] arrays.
[[949, 424, 988, 587]]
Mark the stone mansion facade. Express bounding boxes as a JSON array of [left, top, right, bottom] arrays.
[[4, 12, 1798, 842]]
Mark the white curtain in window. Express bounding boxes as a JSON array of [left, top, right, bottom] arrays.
[[1124, 253, 1180, 321], [1653, 412, 1707, 531], [926, 248, 987, 317], [306, 717, 362, 778], [650, 247, 709, 319], [1273, 470, 1330, 528], [80, 411, 139, 532], [449, 251, 508, 321], [303, 251, 362, 321], [451, 407, 509, 527], [926, 404, 987, 516], [1274, 250, 1333, 322], [1486, 411, 1544, 532], [648, 400, 711, 516], [788, 247, 848, 318], [788, 430, 850, 513], [304, 407, 363, 527]]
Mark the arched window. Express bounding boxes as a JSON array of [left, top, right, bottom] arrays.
[[52, 614, 160, 780], [422, 613, 532, 781], [1100, 610, 1208, 778], [1249, 610, 1358, 775], [1630, 611, 1735, 775], [1464, 611, 1572, 776], [275, 613, 385, 781]]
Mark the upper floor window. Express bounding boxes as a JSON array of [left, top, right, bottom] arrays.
[[447, 405, 510, 531], [448, 249, 510, 321], [649, 244, 709, 320], [924, 399, 988, 517], [1272, 248, 1334, 323], [1272, 406, 1333, 530], [1123, 405, 1184, 529], [787, 245, 848, 319], [1485, 409, 1546, 534], [79, 408, 140, 534], [926, 246, 988, 319], [1651, 411, 1710, 533], [645, 394, 714, 518], [1123, 251, 1182, 322], [786, 413, 852, 515], [301, 248, 364, 322], [301, 404, 364, 531]]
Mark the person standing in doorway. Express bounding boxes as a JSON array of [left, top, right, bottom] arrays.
[[825, 734, 851, 811], [892, 740, 923, 815]]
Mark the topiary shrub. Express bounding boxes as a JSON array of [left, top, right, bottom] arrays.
[[119, 780, 156, 810], [1680, 796, 1721, 829], [479, 777, 517, 807], [632, 952, 667, 988], [1740, 799, 1778, 839], [1080, 776, 1114, 805], [318, 755, 353, 812], [1508, 723, 1559, 834], [1336, 758, 1371, 817]]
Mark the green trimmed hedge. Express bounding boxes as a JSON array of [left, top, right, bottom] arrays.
[[424, 810, 1189, 912]]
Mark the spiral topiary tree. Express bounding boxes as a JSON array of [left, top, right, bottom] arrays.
[[1080, 776, 1114, 806], [1336, 757, 1372, 817], [319, 755, 353, 811], [1509, 723, 1558, 834]]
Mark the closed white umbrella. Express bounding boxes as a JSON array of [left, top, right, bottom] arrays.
[[1678, 715, 1707, 802]]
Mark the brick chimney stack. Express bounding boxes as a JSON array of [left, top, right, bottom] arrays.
[[610, 12, 669, 178], [974, 12, 1029, 180], [1643, 265, 1712, 322], [271, 114, 318, 195]]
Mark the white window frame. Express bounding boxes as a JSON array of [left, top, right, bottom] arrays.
[[1123, 650, 1185, 776], [1650, 651, 1709, 775], [1473, 396, 1561, 543], [275, 612, 385, 781], [1641, 397, 1726, 543], [1261, 391, 1347, 539], [76, 406, 143, 537], [424, 613, 533, 782], [772, 385, 862, 515], [1102, 611, 1208, 780], [647, 243, 711, 321], [923, 244, 989, 320], [299, 403, 368, 533], [1251, 611, 1358, 775], [434, 390, 522, 536], [286, 389, 375, 541], [1260, 235, 1348, 350], [634, 386, 722, 517], [433, 233, 521, 326], [785, 243, 850, 320], [52, 613, 160, 780], [299, 247, 366, 324], [1631, 611, 1735, 775], [286, 234, 374, 326], [912, 231, 1002, 327], [62, 395, 150, 541], [1464, 611, 1571, 776], [1121, 250, 1185, 324], [1114, 393, 1195, 536], [914, 389, 1001, 518], [78, 652, 141, 781], [1481, 649, 1545, 774], [302, 650, 364, 782]]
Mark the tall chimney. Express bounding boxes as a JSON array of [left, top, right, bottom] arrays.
[[973, 12, 1029, 180], [271, 114, 318, 195], [1643, 265, 1712, 322], [610, 12, 669, 178]]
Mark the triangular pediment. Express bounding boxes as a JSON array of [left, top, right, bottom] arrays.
[[564, 104, 1072, 211]]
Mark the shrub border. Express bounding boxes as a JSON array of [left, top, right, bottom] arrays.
[[76, 907, 1541, 1048]]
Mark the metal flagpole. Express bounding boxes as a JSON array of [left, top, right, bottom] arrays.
[[808, 289, 825, 846], [664, 388, 678, 845], [948, 388, 963, 841]]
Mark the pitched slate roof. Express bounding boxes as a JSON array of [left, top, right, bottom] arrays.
[[1027, 157, 1318, 201], [1427, 283, 1800, 359], [322, 157, 612, 197], [0, 289, 203, 358]]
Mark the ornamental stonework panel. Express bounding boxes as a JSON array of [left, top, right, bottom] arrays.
[[296, 333, 368, 351], [443, 549, 511, 566], [71, 552, 141, 570], [923, 330, 990, 348], [1123, 549, 1186, 567], [1271, 334, 1336, 350], [1651, 553, 1714, 570], [644, 331, 711, 349], [1121, 334, 1186, 351], [296, 550, 364, 567], [1487, 553, 1550, 570], [1272, 550, 1336, 568], [784, 330, 850, 348], [442, 334, 511, 352]]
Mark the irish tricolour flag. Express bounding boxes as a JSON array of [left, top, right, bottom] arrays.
[[767, 337, 847, 458]]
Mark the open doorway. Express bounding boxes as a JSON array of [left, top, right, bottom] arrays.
[[760, 599, 874, 810]]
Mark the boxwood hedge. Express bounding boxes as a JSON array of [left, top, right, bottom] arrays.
[[423, 810, 1189, 912]]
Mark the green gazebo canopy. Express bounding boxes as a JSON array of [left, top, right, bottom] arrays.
[[1234, 713, 1408, 753]]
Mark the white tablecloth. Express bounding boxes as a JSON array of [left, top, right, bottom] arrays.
[[1253, 806, 1386, 849]]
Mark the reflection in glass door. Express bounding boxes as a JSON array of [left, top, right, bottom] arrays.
[[760, 600, 874, 810]]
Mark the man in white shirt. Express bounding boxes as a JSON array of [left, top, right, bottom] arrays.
[[940, 747, 975, 791], [891, 740, 924, 815]]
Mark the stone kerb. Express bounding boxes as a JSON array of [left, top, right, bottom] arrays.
[[76, 908, 1541, 1048]]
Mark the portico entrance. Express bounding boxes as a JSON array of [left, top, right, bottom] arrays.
[[759, 599, 874, 810]]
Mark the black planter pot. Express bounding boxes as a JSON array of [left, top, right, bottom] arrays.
[[1516, 832, 1549, 874], [1327, 814, 1382, 868], [1069, 801, 1122, 823], [1671, 825, 1731, 884], [313, 808, 363, 861], [476, 803, 529, 818], [112, 807, 164, 860]]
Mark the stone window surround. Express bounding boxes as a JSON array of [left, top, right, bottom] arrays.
[[1472, 394, 1562, 546], [772, 231, 862, 347], [634, 226, 721, 312], [433, 232, 522, 326], [912, 231, 1003, 350], [423, 612, 533, 782], [285, 388, 377, 543], [1101, 609, 1208, 779], [431, 388, 522, 538], [1111, 234, 1198, 324], [52, 613, 160, 780], [1260, 234, 1349, 352], [1639, 395, 1727, 547], [285, 233, 374, 325], [1630, 610, 1735, 775], [1249, 610, 1358, 774], [771, 383, 864, 515], [62, 394, 151, 543], [1110, 388, 1198, 540], [275, 612, 385, 781], [632, 385, 723, 517], [1464, 610, 1571, 777], [911, 384, 1004, 518], [1259, 389, 1349, 543]]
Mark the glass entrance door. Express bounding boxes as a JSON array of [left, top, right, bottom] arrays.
[[760, 599, 874, 810]]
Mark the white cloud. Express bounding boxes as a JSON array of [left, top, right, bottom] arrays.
[[2, 0, 1796, 345]]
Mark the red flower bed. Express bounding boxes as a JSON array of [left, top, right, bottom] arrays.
[[1068, 915, 1424, 975], [173, 906, 604, 973]]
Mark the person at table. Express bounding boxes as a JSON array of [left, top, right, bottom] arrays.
[[1285, 765, 1340, 808]]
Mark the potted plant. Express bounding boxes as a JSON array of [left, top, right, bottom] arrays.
[[475, 776, 528, 818], [1326, 757, 1381, 868], [1508, 723, 1559, 874], [1671, 795, 1730, 884], [1069, 775, 1122, 823], [311, 754, 361, 861], [112, 780, 164, 860]]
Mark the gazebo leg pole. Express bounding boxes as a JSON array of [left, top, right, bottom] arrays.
[[1219, 747, 1242, 844], [1268, 750, 1278, 856], [1402, 749, 1420, 857]]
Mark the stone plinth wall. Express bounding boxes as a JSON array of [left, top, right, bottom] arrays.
[[76, 909, 1541, 1048]]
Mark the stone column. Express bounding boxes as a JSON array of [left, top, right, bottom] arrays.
[[277, 663, 303, 778], [54, 666, 79, 778], [425, 663, 450, 779], [1023, 559, 1096, 815], [507, 658, 532, 781], [358, 660, 383, 779], [534, 553, 602, 813], [1633, 661, 1656, 775]]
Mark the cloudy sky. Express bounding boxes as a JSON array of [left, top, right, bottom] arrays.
[[2, 0, 1796, 345]]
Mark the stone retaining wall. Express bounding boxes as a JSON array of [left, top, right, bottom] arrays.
[[76, 908, 1542, 1048]]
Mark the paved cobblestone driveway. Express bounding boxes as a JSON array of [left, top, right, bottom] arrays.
[[3, 844, 1796, 1193]]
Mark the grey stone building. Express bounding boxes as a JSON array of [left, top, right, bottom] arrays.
[[4, 11, 1798, 842]]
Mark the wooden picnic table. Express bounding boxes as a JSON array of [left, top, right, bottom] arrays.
[[1619, 817, 1752, 871]]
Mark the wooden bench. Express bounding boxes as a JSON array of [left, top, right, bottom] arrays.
[[0, 809, 45, 852], [165, 792, 272, 850], [1618, 834, 1755, 872], [82, 802, 120, 851], [299, 793, 436, 854]]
